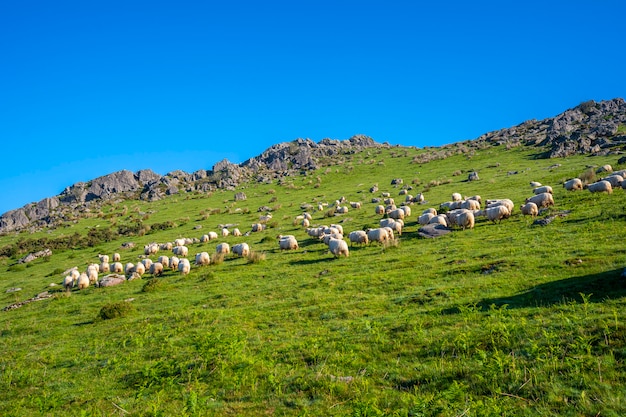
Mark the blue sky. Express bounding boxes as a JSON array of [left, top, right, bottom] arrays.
[[1, 1, 625, 216]]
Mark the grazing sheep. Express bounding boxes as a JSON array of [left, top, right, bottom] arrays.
[[112, 262, 124, 273], [460, 199, 481, 210], [587, 180, 613, 194], [367, 228, 389, 244], [388, 208, 405, 220], [400, 205, 411, 217], [428, 215, 448, 227], [526, 192, 555, 208], [200, 234, 210, 243], [149, 262, 164, 276], [301, 218, 310, 228], [418, 212, 435, 225], [99, 262, 110, 273], [259, 214, 273, 223], [134, 262, 146, 276], [303, 212, 313, 221], [423, 207, 437, 215], [520, 202, 539, 217], [77, 273, 90, 290], [173, 246, 189, 257], [384, 197, 395, 206], [414, 193, 425, 203], [375, 205, 385, 215], [456, 210, 475, 230], [533, 185, 553, 195], [232, 228, 242, 237], [174, 238, 186, 247], [178, 258, 191, 275], [251, 223, 265, 232], [113, 253, 121, 262], [144, 243, 159, 256], [485, 205, 511, 223], [232, 243, 250, 257], [602, 175, 623, 188], [278, 235, 299, 250], [87, 264, 99, 284], [328, 238, 350, 257], [69, 268, 80, 281], [486, 199, 515, 212], [124, 263, 135, 275], [348, 230, 368, 245], [399, 189, 408, 196], [336, 206, 349, 214], [330, 224, 344, 235], [142, 258, 153, 270], [160, 242, 173, 251], [221, 228, 230, 237], [195, 252, 211, 266], [381, 192, 391, 198], [158, 256, 170, 268], [216, 242, 230, 254], [466, 195, 482, 205], [208, 231, 218, 240], [596, 164, 612, 174], [380, 218, 403, 236], [452, 192, 462, 202], [169, 256, 180, 270], [563, 178, 583, 191], [321, 233, 344, 245], [98, 254, 109, 264], [530, 181, 542, 187], [63, 275, 74, 291], [350, 201, 362, 209]]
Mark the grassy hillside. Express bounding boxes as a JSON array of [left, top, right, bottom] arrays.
[[1, 144, 626, 416]]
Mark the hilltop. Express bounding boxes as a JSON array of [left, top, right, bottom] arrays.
[[1, 98, 625, 236]]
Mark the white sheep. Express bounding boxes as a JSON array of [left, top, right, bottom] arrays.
[[303, 212, 313, 221], [484, 205, 511, 223], [113, 252, 121, 262], [142, 258, 153, 270], [529, 181, 542, 187], [380, 218, 402, 236], [452, 192, 462, 202], [178, 258, 191, 275], [232, 243, 250, 257], [221, 228, 230, 237], [158, 255, 170, 267], [160, 242, 173, 251], [388, 208, 405, 221], [216, 242, 230, 254], [134, 262, 146, 276], [366, 228, 388, 244], [144, 243, 159, 256], [232, 228, 242, 237], [587, 180, 613, 194], [99, 262, 110, 273], [63, 275, 74, 291], [526, 192, 555, 208], [169, 256, 180, 270], [124, 263, 135, 275], [195, 252, 211, 266], [112, 262, 124, 273], [149, 262, 164, 276], [418, 212, 435, 225], [400, 205, 411, 217], [350, 202, 362, 209], [330, 224, 344, 235], [174, 238, 186, 247], [563, 178, 583, 191], [77, 273, 90, 290], [251, 223, 265, 232], [336, 206, 349, 214], [328, 238, 349, 257], [348, 230, 368, 245], [278, 235, 299, 250], [456, 210, 475, 230], [172, 246, 188, 257], [602, 175, 623, 188], [486, 199, 515, 212], [375, 205, 385, 215], [208, 231, 218, 240], [98, 254, 109, 264], [466, 195, 481, 205], [200, 234, 210, 243], [87, 264, 99, 284], [423, 207, 437, 215], [533, 185, 553, 195], [428, 215, 448, 227], [596, 164, 612, 174], [302, 218, 310, 228], [460, 199, 481, 210], [520, 202, 539, 217]]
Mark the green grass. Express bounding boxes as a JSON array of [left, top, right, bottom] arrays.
[[0, 144, 626, 416]]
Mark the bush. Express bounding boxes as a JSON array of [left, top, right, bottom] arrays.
[[99, 301, 134, 320], [142, 279, 164, 293]]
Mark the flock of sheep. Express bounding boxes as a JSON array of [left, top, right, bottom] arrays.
[[60, 164, 625, 291]]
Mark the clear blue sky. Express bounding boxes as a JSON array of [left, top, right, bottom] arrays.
[[1, 1, 625, 216]]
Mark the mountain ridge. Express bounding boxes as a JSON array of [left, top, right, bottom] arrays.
[[2, 98, 625, 234]]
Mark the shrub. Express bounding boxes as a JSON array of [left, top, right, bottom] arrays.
[[211, 252, 225, 265], [99, 301, 134, 320], [142, 279, 164, 293], [579, 168, 596, 185], [247, 251, 266, 264]]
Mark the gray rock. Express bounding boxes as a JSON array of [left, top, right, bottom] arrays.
[[234, 192, 247, 201], [418, 224, 451, 238], [468, 171, 479, 181]]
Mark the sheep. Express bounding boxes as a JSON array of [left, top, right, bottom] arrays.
[[485, 205, 511, 223], [178, 258, 191, 275], [423, 207, 437, 215], [328, 238, 350, 257], [596, 164, 612, 174], [384, 197, 395, 206], [134, 262, 146, 276], [400, 205, 411, 217], [602, 174, 623, 188], [320, 233, 343, 245], [388, 208, 405, 221], [382, 226, 395, 241], [144, 243, 159, 256], [232, 228, 242, 237], [303, 212, 313, 221], [399, 189, 408, 196], [375, 205, 385, 215], [232, 243, 250, 257], [563, 178, 583, 191], [195, 252, 211, 266], [460, 199, 481, 210], [533, 185, 553, 195], [157, 256, 170, 268], [124, 263, 135, 275], [172, 246, 189, 257], [174, 238, 186, 247], [208, 231, 219, 240], [142, 258, 153, 270], [428, 215, 449, 227], [63, 275, 74, 291], [348, 230, 368, 245], [221, 228, 230, 237], [486, 199, 515, 212], [380, 218, 403, 236], [530, 181, 542, 187], [466, 195, 482, 205], [87, 264, 99, 284], [336, 206, 349, 214], [259, 214, 273, 223], [520, 202, 539, 217], [160, 242, 173, 251], [216, 242, 230, 254], [149, 262, 164, 276], [418, 212, 435, 225], [77, 273, 90, 290], [200, 234, 210, 243], [167, 256, 179, 270], [381, 192, 391, 198], [251, 223, 265, 232], [113, 252, 121, 262], [99, 262, 110, 273], [98, 254, 109, 264], [405, 194, 414, 203], [456, 210, 475, 230], [526, 192, 555, 208], [350, 201, 362, 209], [414, 193, 425, 203], [112, 262, 124, 273], [367, 228, 389, 244], [452, 192, 462, 202], [330, 224, 344, 235], [302, 218, 310, 228], [278, 235, 299, 250], [587, 180, 613, 194]]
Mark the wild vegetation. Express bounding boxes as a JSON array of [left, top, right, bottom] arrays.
[[0, 144, 625, 416]]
